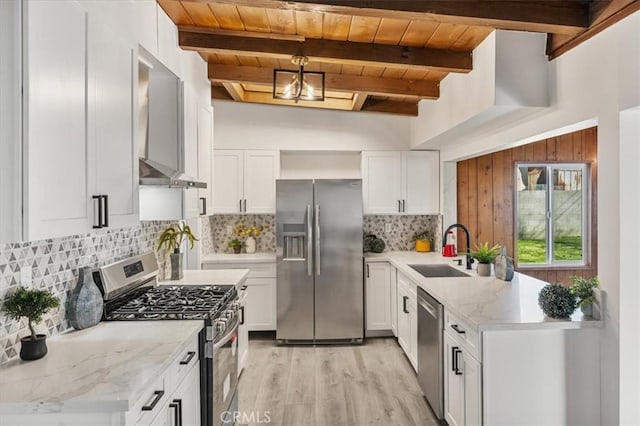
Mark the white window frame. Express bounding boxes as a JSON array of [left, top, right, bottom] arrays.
[[515, 163, 590, 267]]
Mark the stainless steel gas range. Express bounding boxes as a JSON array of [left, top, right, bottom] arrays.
[[94, 251, 240, 426]]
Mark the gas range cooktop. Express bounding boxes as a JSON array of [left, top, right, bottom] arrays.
[[105, 285, 236, 321]]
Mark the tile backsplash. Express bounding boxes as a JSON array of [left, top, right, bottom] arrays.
[[202, 214, 441, 255], [0, 221, 175, 364], [364, 215, 442, 251]]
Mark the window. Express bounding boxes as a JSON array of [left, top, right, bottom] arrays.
[[515, 163, 589, 266]]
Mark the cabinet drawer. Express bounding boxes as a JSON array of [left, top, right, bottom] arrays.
[[166, 334, 200, 392], [444, 310, 480, 359], [203, 262, 276, 278], [131, 375, 167, 426]]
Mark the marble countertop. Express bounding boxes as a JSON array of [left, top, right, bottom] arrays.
[[159, 268, 249, 289], [365, 251, 602, 332], [0, 321, 203, 414], [201, 252, 276, 264]]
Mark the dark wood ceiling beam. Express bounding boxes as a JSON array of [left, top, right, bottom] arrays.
[[180, 30, 472, 73], [183, 0, 590, 35], [208, 63, 440, 98], [361, 98, 418, 116]]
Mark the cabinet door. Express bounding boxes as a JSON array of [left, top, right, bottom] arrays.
[[365, 262, 392, 331], [402, 151, 439, 215], [197, 106, 213, 216], [243, 150, 279, 214], [212, 150, 243, 213], [390, 266, 398, 337], [396, 281, 410, 354], [408, 293, 418, 370], [362, 151, 402, 214], [463, 351, 482, 426], [444, 331, 465, 426], [89, 19, 139, 229], [182, 85, 200, 219], [238, 296, 249, 377], [172, 362, 201, 426], [24, 0, 92, 239], [246, 277, 276, 331]]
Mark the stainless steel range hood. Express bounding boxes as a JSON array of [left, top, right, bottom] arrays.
[[137, 55, 206, 190], [139, 158, 206, 188]]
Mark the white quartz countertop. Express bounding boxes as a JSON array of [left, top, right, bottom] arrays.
[[159, 268, 249, 289], [201, 252, 276, 264], [0, 321, 203, 414], [365, 251, 602, 332]]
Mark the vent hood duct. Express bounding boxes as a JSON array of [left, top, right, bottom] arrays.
[[139, 158, 206, 188], [137, 54, 206, 189]]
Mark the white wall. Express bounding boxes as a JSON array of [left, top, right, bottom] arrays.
[[420, 12, 640, 425], [212, 101, 411, 151]]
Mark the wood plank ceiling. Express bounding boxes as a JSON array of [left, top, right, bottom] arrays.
[[160, 0, 640, 116]]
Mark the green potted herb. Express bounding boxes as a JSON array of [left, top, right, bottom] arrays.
[[228, 238, 245, 254], [2, 287, 60, 360], [157, 222, 198, 280], [413, 230, 433, 252], [466, 242, 501, 276], [570, 275, 599, 317]]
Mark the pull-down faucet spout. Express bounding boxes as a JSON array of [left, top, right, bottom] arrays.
[[443, 224, 474, 270]]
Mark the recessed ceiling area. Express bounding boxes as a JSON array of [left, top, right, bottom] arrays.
[[159, 0, 640, 116]]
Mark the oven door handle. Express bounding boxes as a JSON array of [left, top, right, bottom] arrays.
[[213, 317, 239, 350]]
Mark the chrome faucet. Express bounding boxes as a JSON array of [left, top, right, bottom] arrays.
[[443, 224, 474, 270]]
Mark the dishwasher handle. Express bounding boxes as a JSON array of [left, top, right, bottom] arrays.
[[417, 296, 439, 319]]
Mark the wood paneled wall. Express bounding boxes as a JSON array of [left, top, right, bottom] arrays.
[[456, 127, 598, 285]]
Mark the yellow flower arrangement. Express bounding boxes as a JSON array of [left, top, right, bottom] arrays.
[[234, 223, 264, 238]]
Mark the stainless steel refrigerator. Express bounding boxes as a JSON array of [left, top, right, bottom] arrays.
[[276, 179, 364, 343]]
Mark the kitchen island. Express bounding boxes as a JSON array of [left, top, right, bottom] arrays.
[[365, 251, 602, 426]]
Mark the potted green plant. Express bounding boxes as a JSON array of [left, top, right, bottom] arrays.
[[2, 287, 60, 360], [413, 230, 433, 252], [228, 238, 245, 254], [157, 222, 198, 280], [570, 275, 599, 317], [466, 242, 501, 276]]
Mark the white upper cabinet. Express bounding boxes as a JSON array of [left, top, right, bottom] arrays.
[[23, 0, 92, 240], [89, 17, 139, 229], [197, 106, 214, 216], [361, 151, 402, 214], [212, 150, 279, 214], [362, 150, 439, 215]]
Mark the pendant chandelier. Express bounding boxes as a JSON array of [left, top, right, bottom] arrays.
[[273, 56, 325, 102]]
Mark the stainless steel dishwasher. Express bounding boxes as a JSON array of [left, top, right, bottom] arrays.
[[417, 287, 444, 420]]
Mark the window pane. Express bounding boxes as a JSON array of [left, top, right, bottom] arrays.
[[517, 166, 547, 264], [552, 168, 584, 262]]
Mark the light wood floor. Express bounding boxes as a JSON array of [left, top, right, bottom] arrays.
[[237, 333, 440, 426]]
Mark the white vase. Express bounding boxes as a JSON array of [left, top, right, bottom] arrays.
[[477, 263, 491, 277], [245, 236, 256, 254]]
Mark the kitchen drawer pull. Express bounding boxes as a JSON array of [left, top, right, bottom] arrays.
[[403, 296, 409, 314], [171, 399, 183, 426], [240, 306, 245, 325], [141, 390, 165, 411], [179, 351, 196, 365], [452, 347, 463, 375], [451, 324, 466, 334]]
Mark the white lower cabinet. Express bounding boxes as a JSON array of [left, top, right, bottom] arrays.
[[245, 277, 277, 331], [238, 286, 249, 376], [390, 265, 398, 337], [444, 330, 481, 426], [396, 272, 418, 371], [365, 261, 392, 333]]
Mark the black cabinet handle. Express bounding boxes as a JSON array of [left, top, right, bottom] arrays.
[[366, 264, 370, 278], [92, 195, 102, 229], [141, 390, 164, 411], [240, 306, 245, 325], [179, 351, 196, 365], [101, 195, 109, 227], [451, 324, 466, 334], [402, 200, 406, 212], [200, 197, 207, 215], [243, 199, 247, 212], [452, 347, 463, 375], [239, 199, 242, 212], [171, 399, 183, 426], [403, 296, 409, 314], [398, 200, 401, 213]]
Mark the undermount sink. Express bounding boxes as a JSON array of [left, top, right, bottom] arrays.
[[408, 264, 471, 278]]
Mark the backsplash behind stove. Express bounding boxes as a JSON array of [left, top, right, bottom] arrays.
[[202, 214, 441, 254], [0, 221, 177, 364]]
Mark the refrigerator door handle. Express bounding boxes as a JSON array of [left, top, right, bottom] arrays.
[[306, 204, 313, 276], [314, 204, 321, 276]]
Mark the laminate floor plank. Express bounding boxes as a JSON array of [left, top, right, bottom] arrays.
[[237, 334, 439, 426]]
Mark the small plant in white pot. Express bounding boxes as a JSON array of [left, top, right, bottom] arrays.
[[2, 287, 60, 360], [157, 222, 198, 280], [570, 275, 599, 317], [466, 242, 501, 276]]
